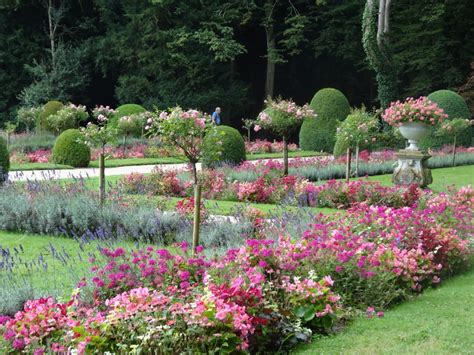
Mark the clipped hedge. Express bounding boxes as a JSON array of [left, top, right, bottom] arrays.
[[0, 137, 9, 181], [52, 129, 91, 167], [111, 104, 146, 128], [300, 88, 350, 152], [202, 125, 246, 167], [37, 100, 63, 132], [420, 90, 473, 149]]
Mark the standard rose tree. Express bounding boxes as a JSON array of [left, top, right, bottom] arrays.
[[146, 107, 219, 252], [335, 108, 379, 177], [436, 118, 473, 166], [80, 105, 118, 206], [255, 98, 316, 175]]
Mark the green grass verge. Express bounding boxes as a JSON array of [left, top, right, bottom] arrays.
[[10, 162, 72, 171], [295, 267, 474, 354], [360, 165, 474, 192], [247, 150, 323, 160]]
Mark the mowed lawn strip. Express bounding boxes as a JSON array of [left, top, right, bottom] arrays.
[[295, 267, 474, 354]]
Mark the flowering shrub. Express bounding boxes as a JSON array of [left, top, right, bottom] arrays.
[[382, 96, 448, 127], [245, 139, 299, 154], [175, 197, 208, 220], [46, 103, 88, 134]]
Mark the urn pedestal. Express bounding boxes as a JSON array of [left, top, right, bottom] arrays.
[[392, 150, 432, 188], [393, 122, 432, 188]]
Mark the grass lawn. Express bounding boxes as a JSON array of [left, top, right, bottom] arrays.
[[295, 267, 474, 354], [0, 231, 153, 298], [247, 150, 323, 160], [361, 165, 474, 192], [10, 162, 72, 171]]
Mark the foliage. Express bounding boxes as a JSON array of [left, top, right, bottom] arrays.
[[37, 100, 63, 132], [382, 97, 447, 127], [421, 90, 473, 149], [0, 136, 9, 177], [300, 88, 350, 152], [202, 125, 246, 168], [255, 97, 315, 137], [111, 103, 146, 128], [117, 112, 150, 138], [52, 129, 91, 168], [45, 103, 88, 135], [334, 108, 379, 156], [427, 90, 471, 120], [80, 106, 118, 150], [16, 106, 42, 132], [19, 44, 90, 107]]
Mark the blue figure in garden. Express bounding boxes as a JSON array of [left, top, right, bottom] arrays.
[[212, 107, 222, 125]]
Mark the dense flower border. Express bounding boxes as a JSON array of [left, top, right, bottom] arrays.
[[1, 187, 472, 354]]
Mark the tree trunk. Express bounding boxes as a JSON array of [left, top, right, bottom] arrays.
[[283, 135, 289, 176], [192, 183, 202, 255], [452, 135, 457, 167], [264, 0, 276, 98], [99, 151, 106, 207], [345, 147, 352, 182], [355, 144, 360, 177], [47, 0, 56, 69], [123, 135, 127, 156]]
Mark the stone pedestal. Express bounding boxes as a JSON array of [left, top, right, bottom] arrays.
[[392, 150, 432, 188]]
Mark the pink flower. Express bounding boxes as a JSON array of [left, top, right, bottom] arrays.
[[254, 124, 261, 132]]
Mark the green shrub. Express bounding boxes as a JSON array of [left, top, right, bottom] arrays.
[[37, 100, 63, 132], [299, 88, 351, 152], [202, 125, 246, 167], [420, 90, 473, 149], [0, 136, 10, 179], [52, 129, 91, 167], [111, 104, 146, 128]]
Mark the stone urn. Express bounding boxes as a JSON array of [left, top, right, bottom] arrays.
[[398, 122, 430, 151]]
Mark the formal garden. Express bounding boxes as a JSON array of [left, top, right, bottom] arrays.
[[1, 1, 474, 354]]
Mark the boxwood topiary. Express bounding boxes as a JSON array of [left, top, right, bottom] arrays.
[[38, 100, 63, 132], [52, 129, 91, 167], [420, 90, 473, 149], [0, 136, 10, 182], [299, 88, 351, 152], [202, 125, 246, 168], [111, 104, 146, 128]]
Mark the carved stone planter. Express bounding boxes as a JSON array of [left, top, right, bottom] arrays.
[[398, 122, 430, 151]]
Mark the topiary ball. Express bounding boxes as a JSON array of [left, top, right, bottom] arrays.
[[38, 100, 63, 132], [52, 129, 91, 168], [299, 88, 351, 152], [111, 104, 146, 128], [420, 90, 473, 149], [202, 125, 246, 168], [0, 137, 9, 182]]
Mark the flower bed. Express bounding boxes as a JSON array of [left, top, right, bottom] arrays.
[[1, 187, 472, 354]]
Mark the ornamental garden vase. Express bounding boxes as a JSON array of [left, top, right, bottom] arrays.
[[398, 122, 430, 151]]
